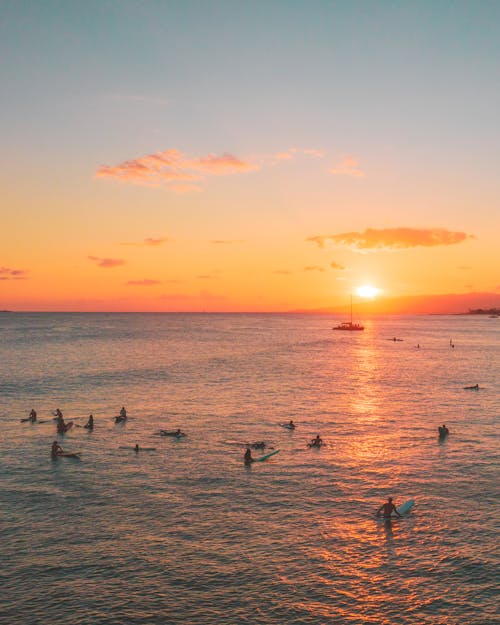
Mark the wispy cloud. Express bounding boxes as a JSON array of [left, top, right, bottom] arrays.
[[304, 266, 325, 272], [88, 256, 126, 268], [96, 146, 330, 192], [0, 266, 29, 279], [330, 261, 346, 270], [210, 239, 245, 245], [307, 228, 475, 250], [96, 148, 257, 191], [121, 237, 169, 247], [273, 269, 292, 275], [329, 155, 365, 177], [126, 279, 161, 286]]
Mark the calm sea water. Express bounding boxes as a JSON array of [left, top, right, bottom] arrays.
[[0, 313, 498, 625]]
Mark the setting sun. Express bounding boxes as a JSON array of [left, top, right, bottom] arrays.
[[356, 285, 380, 299]]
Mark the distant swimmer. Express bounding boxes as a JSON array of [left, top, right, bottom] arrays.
[[464, 384, 479, 390], [438, 425, 449, 437], [51, 440, 64, 459], [250, 441, 267, 450], [308, 434, 324, 448], [376, 497, 402, 520], [244, 446, 254, 465], [29, 409, 37, 422], [84, 414, 94, 429]]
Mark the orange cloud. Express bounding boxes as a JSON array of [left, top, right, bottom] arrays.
[[210, 239, 245, 245], [0, 267, 29, 279], [88, 256, 126, 268], [304, 266, 325, 272], [307, 228, 475, 250], [126, 279, 161, 286], [273, 269, 292, 275], [121, 237, 169, 247], [330, 261, 346, 269], [96, 148, 257, 191], [329, 155, 365, 177]]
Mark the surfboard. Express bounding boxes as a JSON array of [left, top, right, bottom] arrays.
[[377, 499, 414, 520], [57, 452, 80, 459], [255, 449, 280, 462]]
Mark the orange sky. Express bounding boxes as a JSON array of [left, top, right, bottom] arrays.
[[1, 3, 499, 313]]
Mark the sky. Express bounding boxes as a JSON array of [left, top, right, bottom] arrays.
[[1, 0, 499, 312]]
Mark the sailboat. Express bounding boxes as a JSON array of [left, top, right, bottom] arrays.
[[333, 295, 364, 331]]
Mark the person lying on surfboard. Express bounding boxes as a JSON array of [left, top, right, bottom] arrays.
[[244, 446, 254, 465], [51, 440, 64, 459], [376, 497, 402, 519]]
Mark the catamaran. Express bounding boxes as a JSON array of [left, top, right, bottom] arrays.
[[333, 296, 364, 331]]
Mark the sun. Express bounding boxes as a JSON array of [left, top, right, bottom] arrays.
[[356, 285, 380, 298]]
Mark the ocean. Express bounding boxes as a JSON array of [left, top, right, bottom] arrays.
[[0, 312, 498, 624]]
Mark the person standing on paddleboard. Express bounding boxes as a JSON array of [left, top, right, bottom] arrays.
[[376, 497, 402, 519]]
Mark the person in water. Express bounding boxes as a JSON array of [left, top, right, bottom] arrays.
[[84, 414, 94, 429], [376, 497, 402, 519], [244, 446, 254, 465], [119, 407, 127, 418], [29, 409, 37, 422], [309, 434, 323, 447], [134, 444, 139, 452], [438, 424, 449, 437], [56, 411, 66, 434], [288, 420, 295, 429], [51, 440, 64, 459]]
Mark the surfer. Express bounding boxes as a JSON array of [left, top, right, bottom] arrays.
[[84, 414, 94, 429], [250, 441, 266, 450], [134, 444, 139, 452], [288, 420, 295, 429], [56, 412, 67, 434], [51, 440, 64, 459], [376, 497, 402, 519], [29, 409, 37, 422], [120, 407, 127, 418], [244, 446, 254, 465], [438, 424, 449, 437], [309, 434, 323, 448]]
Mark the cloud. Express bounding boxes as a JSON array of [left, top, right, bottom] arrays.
[[210, 239, 245, 245], [121, 237, 169, 247], [126, 279, 161, 286], [329, 155, 365, 177], [96, 148, 257, 191], [330, 261, 346, 270], [273, 269, 292, 275], [88, 256, 126, 268], [307, 228, 475, 250], [0, 266, 29, 279], [304, 266, 325, 272]]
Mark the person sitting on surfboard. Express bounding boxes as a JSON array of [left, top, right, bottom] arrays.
[[29, 409, 37, 422], [51, 440, 64, 459], [244, 446, 254, 465], [120, 407, 127, 418], [376, 497, 402, 519], [309, 434, 323, 448], [288, 420, 295, 429], [438, 424, 449, 437], [84, 414, 94, 429]]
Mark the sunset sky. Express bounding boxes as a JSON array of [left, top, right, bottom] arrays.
[[1, 1, 499, 312]]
